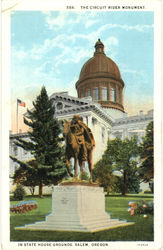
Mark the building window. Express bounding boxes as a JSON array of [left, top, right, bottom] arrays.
[[108, 131, 111, 139], [87, 89, 91, 97], [13, 146, 18, 156], [94, 87, 99, 100], [118, 87, 121, 104], [92, 117, 97, 125], [102, 87, 108, 101], [86, 116, 88, 125], [111, 88, 116, 102], [102, 127, 105, 143], [56, 102, 63, 110]]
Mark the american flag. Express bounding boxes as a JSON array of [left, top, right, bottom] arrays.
[[17, 99, 26, 107]]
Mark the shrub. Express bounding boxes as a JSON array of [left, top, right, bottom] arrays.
[[144, 190, 152, 194], [13, 185, 26, 201], [79, 171, 89, 181], [127, 200, 153, 216]]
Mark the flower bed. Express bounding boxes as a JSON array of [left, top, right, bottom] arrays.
[[127, 200, 153, 217], [10, 201, 37, 213]]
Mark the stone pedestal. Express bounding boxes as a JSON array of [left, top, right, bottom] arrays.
[[15, 185, 134, 232]]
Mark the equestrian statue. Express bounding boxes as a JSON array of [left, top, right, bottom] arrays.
[[63, 114, 95, 180]]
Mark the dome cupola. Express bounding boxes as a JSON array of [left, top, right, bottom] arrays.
[[94, 38, 104, 54], [75, 39, 125, 113]]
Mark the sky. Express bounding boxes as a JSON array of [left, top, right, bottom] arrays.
[[11, 11, 154, 133]]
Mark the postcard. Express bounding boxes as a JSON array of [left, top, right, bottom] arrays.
[[1, 0, 162, 250]]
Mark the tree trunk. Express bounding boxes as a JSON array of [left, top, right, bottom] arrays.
[[31, 186, 35, 196], [39, 181, 43, 198], [29, 186, 35, 196], [122, 170, 127, 195]]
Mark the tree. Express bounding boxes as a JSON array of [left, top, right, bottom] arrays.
[[93, 159, 118, 194], [13, 185, 26, 201], [94, 136, 140, 195], [139, 121, 154, 190], [11, 86, 67, 197], [10, 158, 40, 195]]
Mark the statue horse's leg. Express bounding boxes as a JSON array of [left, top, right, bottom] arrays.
[[74, 156, 78, 178], [79, 159, 84, 175], [65, 154, 73, 177], [87, 150, 93, 182]]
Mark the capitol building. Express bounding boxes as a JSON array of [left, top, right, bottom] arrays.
[[10, 39, 153, 192]]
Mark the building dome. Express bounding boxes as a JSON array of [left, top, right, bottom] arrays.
[[79, 39, 121, 81], [76, 39, 125, 112]]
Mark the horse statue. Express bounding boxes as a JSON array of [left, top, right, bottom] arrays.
[[63, 115, 95, 180]]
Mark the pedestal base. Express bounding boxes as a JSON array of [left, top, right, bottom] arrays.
[[15, 185, 134, 232]]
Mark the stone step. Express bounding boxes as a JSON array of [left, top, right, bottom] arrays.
[[45, 217, 120, 226], [16, 220, 134, 232], [45, 216, 111, 223]]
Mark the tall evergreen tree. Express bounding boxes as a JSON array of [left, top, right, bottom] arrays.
[[139, 121, 154, 190], [12, 86, 67, 197]]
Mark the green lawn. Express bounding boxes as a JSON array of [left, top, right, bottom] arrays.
[[10, 195, 153, 241]]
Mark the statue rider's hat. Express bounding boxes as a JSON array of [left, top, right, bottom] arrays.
[[72, 114, 80, 121]]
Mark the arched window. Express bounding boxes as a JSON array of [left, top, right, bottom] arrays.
[[56, 102, 63, 110], [87, 89, 91, 97], [102, 87, 108, 101], [94, 87, 99, 100], [118, 87, 121, 104], [111, 88, 116, 102]]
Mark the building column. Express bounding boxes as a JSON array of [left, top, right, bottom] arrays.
[[122, 128, 129, 139], [108, 83, 111, 101], [92, 86, 94, 100], [99, 86, 102, 101], [115, 84, 118, 103], [87, 115, 92, 129], [122, 89, 124, 106], [82, 116, 87, 124], [107, 83, 109, 101]]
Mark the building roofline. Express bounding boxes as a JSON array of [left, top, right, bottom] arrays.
[[51, 93, 114, 124], [113, 111, 153, 126]]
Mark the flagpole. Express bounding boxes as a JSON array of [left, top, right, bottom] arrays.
[[17, 99, 18, 134], [16, 99, 26, 133]]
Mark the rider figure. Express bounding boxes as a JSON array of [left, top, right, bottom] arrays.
[[70, 114, 93, 162]]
